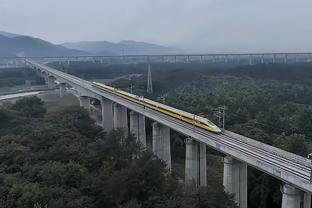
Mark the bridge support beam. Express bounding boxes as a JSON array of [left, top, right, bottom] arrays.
[[199, 143, 207, 186], [223, 156, 247, 208], [35, 69, 41, 77], [185, 138, 207, 188], [43, 75, 48, 84], [101, 98, 114, 132], [185, 138, 198, 187], [152, 122, 171, 170], [79, 96, 90, 111], [304, 192, 311, 208], [40, 71, 48, 83], [113, 103, 128, 132], [59, 83, 66, 98], [90, 102, 102, 125], [281, 184, 301, 208], [48, 76, 55, 88], [130, 111, 146, 149]]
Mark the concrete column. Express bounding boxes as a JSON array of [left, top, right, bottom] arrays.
[[273, 55, 276, 64], [223, 156, 247, 208], [281, 184, 301, 208], [101, 98, 114, 132], [199, 143, 207, 186], [261, 55, 264, 64], [59, 83, 66, 98], [304, 192, 311, 208], [152, 122, 171, 170], [41, 71, 47, 83], [249, 55, 253, 65], [90, 103, 102, 125], [284, 54, 288, 64], [129, 111, 146, 149], [79, 96, 90, 111], [185, 138, 199, 187], [185, 139, 207, 188], [36, 69, 41, 77], [48, 76, 55, 88], [113, 103, 128, 132], [43, 74, 48, 84]]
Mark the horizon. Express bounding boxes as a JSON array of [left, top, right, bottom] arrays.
[[0, 30, 164, 45], [1, 0, 312, 53], [2, 29, 312, 55]]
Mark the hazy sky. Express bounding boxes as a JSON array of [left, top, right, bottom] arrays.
[[1, 0, 312, 53]]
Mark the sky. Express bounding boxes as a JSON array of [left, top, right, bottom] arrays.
[[1, 0, 312, 53]]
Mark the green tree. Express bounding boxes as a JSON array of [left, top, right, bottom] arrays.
[[297, 108, 312, 139], [275, 133, 311, 157], [11, 97, 46, 118]]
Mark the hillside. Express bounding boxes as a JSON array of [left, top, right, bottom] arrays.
[[62, 40, 181, 55], [0, 30, 181, 57], [0, 30, 20, 38], [0, 34, 88, 57]]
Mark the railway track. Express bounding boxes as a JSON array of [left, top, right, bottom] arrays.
[[28, 60, 312, 192], [147, 109, 311, 181]]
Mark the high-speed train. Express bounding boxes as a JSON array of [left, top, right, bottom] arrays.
[[92, 82, 222, 133]]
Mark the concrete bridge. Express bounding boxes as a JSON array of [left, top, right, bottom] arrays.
[[27, 60, 312, 208], [2, 52, 312, 67]]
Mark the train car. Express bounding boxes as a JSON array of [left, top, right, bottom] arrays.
[[92, 82, 221, 133]]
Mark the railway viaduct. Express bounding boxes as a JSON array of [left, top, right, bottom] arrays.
[[27, 60, 312, 208], [2, 52, 312, 67]]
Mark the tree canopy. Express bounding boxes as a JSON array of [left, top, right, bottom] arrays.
[[0, 97, 237, 208]]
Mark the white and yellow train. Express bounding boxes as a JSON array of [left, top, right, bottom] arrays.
[[92, 82, 222, 133]]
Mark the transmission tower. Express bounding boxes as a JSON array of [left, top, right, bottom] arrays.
[[147, 64, 153, 94]]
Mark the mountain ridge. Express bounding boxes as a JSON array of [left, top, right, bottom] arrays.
[[0, 31, 21, 38], [0, 34, 89, 57], [0, 30, 182, 57]]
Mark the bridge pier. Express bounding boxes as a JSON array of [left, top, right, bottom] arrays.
[[152, 122, 171, 170], [43, 75, 48, 84], [185, 138, 207, 188], [304, 192, 311, 208], [185, 138, 199, 187], [113, 103, 128, 132], [281, 184, 302, 208], [199, 143, 207, 186], [79, 96, 90, 111], [101, 97, 114, 132], [261, 55, 265, 64], [59, 83, 66, 97], [48, 76, 55, 88], [35, 68, 41, 77], [129, 111, 146, 149], [90, 102, 102, 125], [249, 55, 253, 65], [40, 71, 48, 83], [223, 156, 247, 208]]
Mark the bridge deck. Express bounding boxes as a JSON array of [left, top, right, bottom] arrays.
[[27, 61, 312, 193]]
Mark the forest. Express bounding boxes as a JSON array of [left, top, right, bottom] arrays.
[[2, 61, 312, 207], [0, 97, 237, 208], [49, 61, 312, 208], [0, 67, 44, 88]]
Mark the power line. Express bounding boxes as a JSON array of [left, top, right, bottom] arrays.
[[213, 106, 227, 129]]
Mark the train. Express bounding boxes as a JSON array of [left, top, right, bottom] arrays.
[[91, 82, 222, 133]]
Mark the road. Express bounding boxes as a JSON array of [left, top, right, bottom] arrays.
[[0, 91, 42, 101]]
